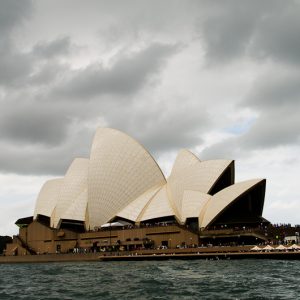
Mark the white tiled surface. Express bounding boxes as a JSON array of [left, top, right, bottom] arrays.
[[34, 178, 63, 219], [52, 158, 89, 227], [139, 185, 174, 221], [87, 128, 166, 228], [181, 190, 211, 223], [201, 179, 264, 228]]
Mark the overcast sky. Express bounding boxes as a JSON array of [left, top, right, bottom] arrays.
[[1, 0, 300, 236]]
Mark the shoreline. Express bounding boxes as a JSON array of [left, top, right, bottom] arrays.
[[1, 249, 300, 263], [99, 251, 300, 261]]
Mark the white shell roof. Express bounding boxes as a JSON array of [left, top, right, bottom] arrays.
[[168, 149, 233, 219], [52, 158, 89, 228], [87, 128, 166, 229], [138, 185, 175, 222], [200, 179, 265, 228], [34, 178, 63, 219], [170, 149, 200, 176], [60, 188, 88, 222], [116, 185, 162, 222], [32, 128, 266, 230], [181, 190, 211, 223]]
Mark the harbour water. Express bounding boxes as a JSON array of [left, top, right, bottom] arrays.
[[1, 259, 300, 299]]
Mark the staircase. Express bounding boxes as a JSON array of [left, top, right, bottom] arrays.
[[14, 235, 37, 255]]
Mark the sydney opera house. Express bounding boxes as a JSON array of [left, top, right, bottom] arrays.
[[6, 128, 269, 256]]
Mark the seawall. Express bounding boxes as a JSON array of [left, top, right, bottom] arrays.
[[0, 253, 99, 264], [1, 247, 300, 263]]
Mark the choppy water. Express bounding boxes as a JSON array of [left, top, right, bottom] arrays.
[[1, 259, 300, 299]]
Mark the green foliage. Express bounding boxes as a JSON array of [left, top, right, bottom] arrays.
[[0, 236, 12, 254]]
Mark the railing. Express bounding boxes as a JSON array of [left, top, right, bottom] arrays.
[[199, 228, 268, 241]]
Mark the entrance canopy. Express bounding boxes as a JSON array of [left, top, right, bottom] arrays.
[[101, 220, 132, 228]]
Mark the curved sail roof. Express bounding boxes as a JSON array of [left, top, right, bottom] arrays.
[[87, 128, 166, 229], [32, 128, 267, 232], [116, 185, 162, 222], [138, 185, 175, 222], [181, 190, 211, 223], [200, 179, 265, 228], [60, 188, 88, 222], [170, 149, 200, 176], [52, 158, 89, 228], [34, 178, 63, 219], [168, 153, 233, 218]]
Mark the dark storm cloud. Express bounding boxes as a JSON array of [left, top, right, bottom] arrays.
[[0, 125, 94, 175], [249, 4, 300, 65], [0, 41, 179, 144], [198, 0, 300, 65], [0, 142, 70, 175], [198, 0, 266, 62], [55, 43, 179, 99], [0, 0, 34, 86], [1, 0, 300, 177], [0, 100, 72, 146], [0, 37, 70, 87], [246, 69, 300, 109], [0, 0, 32, 36]]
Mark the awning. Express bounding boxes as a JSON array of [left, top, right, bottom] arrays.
[[275, 245, 286, 250], [250, 246, 261, 251], [101, 221, 128, 228], [263, 245, 274, 251], [288, 244, 300, 250]]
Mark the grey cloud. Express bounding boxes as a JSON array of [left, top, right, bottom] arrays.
[[0, 92, 209, 175], [242, 112, 300, 149], [0, 37, 71, 87], [199, 1, 260, 63], [198, 0, 300, 65], [249, 5, 300, 65], [0, 48, 33, 86], [0, 143, 71, 175], [0, 0, 32, 36], [32, 37, 71, 59], [0, 126, 94, 175], [201, 108, 300, 160], [245, 69, 300, 109], [240, 69, 300, 149], [202, 67, 300, 157], [201, 137, 241, 161], [55, 43, 179, 99], [137, 111, 207, 155], [29, 61, 67, 86], [100, 98, 209, 157], [0, 102, 71, 146], [2, 0, 300, 178]]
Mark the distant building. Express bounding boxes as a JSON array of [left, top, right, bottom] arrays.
[[6, 128, 269, 255]]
